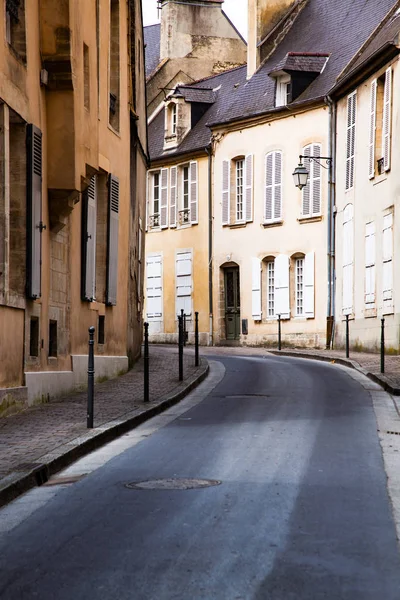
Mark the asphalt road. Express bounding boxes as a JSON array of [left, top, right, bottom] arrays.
[[1, 355, 400, 599]]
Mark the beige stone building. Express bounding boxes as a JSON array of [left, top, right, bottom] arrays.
[[0, 0, 148, 413], [333, 11, 400, 352]]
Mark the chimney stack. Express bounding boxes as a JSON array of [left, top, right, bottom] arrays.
[[247, 0, 298, 79]]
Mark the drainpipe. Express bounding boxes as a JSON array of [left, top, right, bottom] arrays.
[[325, 95, 337, 348], [205, 144, 213, 346]]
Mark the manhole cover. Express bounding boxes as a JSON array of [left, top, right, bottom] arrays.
[[125, 478, 221, 490]]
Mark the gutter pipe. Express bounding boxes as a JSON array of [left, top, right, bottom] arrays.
[[205, 144, 213, 346], [325, 94, 337, 348]]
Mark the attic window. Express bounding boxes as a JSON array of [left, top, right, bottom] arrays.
[[276, 75, 291, 107], [170, 103, 177, 135]]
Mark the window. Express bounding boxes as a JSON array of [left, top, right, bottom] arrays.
[[276, 74, 291, 107], [302, 144, 321, 217], [153, 173, 160, 220], [84, 44, 90, 110], [382, 212, 393, 313], [6, 0, 26, 62], [171, 104, 177, 135], [346, 92, 357, 190], [178, 165, 190, 225], [295, 258, 304, 316], [265, 151, 282, 223], [30, 317, 39, 357], [235, 159, 244, 222], [267, 261, 275, 317], [49, 320, 57, 358], [342, 204, 354, 315], [176, 250, 192, 318], [369, 68, 392, 178], [146, 253, 163, 333], [109, 0, 120, 131]]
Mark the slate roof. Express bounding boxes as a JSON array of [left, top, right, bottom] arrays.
[[149, 0, 399, 161], [174, 87, 216, 104], [144, 23, 161, 78]]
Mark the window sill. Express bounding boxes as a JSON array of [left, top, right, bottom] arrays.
[[7, 43, 27, 67], [363, 306, 377, 318], [107, 123, 121, 138], [262, 220, 283, 228], [298, 215, 322, 224], [226, 222, 247, 229], [372, 173, 388, 186]]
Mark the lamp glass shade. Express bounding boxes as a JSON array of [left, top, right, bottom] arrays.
[[292, 164, 309, 190]]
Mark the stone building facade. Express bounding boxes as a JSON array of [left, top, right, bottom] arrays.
[[0, 0, 148, 413]]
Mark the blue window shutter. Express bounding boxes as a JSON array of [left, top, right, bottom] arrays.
[[26, 124, 43, 300]]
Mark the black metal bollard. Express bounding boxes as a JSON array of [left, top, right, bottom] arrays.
[[278, 314, 281, 351], [87, 326, 95, 429], [181, 309, 187, 347], [144, 322, 149, 402], [178, 315, 183, 381], [195, 311, 199, 367], [345, 314, 350, 359], [381, 317, 385, 374]]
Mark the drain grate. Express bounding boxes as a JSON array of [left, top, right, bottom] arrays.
[[125, 478, 221, 490]]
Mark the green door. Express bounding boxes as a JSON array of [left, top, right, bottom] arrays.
[[225, 267, 240, 340]]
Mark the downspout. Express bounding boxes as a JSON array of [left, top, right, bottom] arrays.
[[205, 144, 213, 346], [325, 94, 337, 348]]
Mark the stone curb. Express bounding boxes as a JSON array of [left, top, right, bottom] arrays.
[[268, 350, 400, 396], [0, 359, 209, 509]]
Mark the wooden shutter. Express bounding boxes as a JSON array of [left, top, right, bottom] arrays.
[[274, 151, 282, 220], [81, 175, 97, 302], [176, 251, 192, 316], [146, 254, 163, 320], [222, 160, 230, 225], [169, 166, 177, 228], [245, 154, 253, 222], [302, 145, 311, 216], [106, 175, 119, 305], [312, 144, 321, 215], [160, 167, 168, 229], [365, 221, 375, 305], [251, 257, 262, 320], [304, 252, 315, 318], [382, 213, 393, 307], [265, 153, 273, 222], [145, 172, 149, 232], [383, 67, 392, 172], [26, 124, 43, 299], [342, 204, 354, 315], [274, 254, 290, 319], [189, 161, 198, 225], [346, 92, 356, 190], [368, 79, 377, 179]]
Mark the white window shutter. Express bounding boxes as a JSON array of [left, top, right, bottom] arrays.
[[383, 213, 393, 305], [346, 92, 356, 190], [251, 257, 262, 320], [145, 172, 149, 232], [383, 67, 392, 172], [274, 254, 290, 319], [304, 252, 315, 318], [245, 154, 253, 222], [265, 153, 273, 222], [312, 144, 321, 215], [365, 222, 375, 304], [222, 160, 230, 225], [146, 254, 163, 320], [170, 166, 177, 228], [176, 251, 193, 316], [368, 79, 377, 179], [160, 168, 168, 229], [302, 145, 311, 216], [189, 161, 198, 224], [342, 204, 354, 315], [274, 151, 282, 220]]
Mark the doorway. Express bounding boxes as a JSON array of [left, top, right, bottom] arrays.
[[224, 267, 240, 340]]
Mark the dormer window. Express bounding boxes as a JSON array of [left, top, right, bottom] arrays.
[[276, 74, 291, 107]]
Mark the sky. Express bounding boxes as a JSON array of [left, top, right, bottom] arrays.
[[142, 0, 248, 40]]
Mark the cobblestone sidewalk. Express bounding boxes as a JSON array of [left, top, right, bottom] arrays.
[[0, 346, 205, 483]]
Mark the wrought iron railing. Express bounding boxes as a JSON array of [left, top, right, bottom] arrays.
[[149, 213, 160, 229], [178, 208, 190, 225]]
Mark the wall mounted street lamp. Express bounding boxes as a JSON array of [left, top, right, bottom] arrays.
[[292, 155, 332, 190]]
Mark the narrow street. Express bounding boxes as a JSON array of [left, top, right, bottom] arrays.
[[1, 355, 400, 599]]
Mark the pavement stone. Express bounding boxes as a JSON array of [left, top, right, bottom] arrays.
[[0, 346, 207, 507]]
